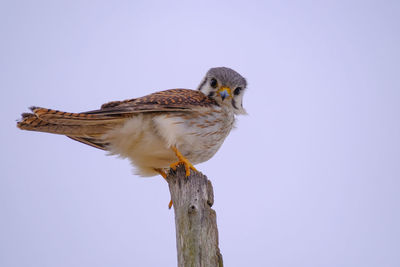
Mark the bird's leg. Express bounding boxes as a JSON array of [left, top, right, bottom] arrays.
[[154, 168, 167, 179], [154, 168, 173, 209], [169, 146, 198, 177]]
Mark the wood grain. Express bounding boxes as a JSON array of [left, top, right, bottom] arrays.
[[167, 165, 223, 267]]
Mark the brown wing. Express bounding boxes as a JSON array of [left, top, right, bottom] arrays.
[[17, 89, 217, 150], [84, 89, 217, 115]]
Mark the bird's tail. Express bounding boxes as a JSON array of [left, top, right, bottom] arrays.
[[17, 107, 127, 150]]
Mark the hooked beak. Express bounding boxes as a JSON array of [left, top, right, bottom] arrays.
[[217, 86, 232, 101]]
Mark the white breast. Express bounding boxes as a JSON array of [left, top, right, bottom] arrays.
[[103, 107, 235, 177]]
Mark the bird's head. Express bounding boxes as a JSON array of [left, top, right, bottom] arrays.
[[197, 67, 247, 115]]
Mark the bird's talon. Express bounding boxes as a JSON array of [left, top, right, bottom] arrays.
[[170, 146, 197, 177], [170, 162, 178, 171], [170, 160, 197, 177]]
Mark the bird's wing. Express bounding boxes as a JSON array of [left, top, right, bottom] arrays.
[[84, 89, 217, 115], [67, 136, 109, 150], [17, 89, 216, 136]]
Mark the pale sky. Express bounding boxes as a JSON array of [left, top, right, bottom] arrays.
[[1, 1, 400, 266]]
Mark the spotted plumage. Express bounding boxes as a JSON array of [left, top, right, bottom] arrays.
[[17, 67, 247, 177]]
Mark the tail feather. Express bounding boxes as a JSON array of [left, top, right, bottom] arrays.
[[17, 107, 125, 137], [29, 107, 125, 125]]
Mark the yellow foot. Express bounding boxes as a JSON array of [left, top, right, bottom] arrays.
[[154, 168, 173, 209], [170, 146, 197, 177]]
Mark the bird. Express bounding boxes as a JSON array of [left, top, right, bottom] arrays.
[[17, 67, 247, 179]]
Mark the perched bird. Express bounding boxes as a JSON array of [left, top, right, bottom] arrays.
[[17, 67, 247, 178]]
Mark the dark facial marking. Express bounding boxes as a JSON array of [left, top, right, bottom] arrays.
[[232, 98, 238, 109], [208, 91, 215, 97], [198, 78, 207, 91]]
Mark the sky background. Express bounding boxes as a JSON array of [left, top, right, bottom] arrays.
[[1, 0, 400, 266]]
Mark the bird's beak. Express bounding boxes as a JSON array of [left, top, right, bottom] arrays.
[[217, 86, 232, 101]]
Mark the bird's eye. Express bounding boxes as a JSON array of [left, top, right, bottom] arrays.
[[233, 87, 242, 95], [210, 78, 218, 88]]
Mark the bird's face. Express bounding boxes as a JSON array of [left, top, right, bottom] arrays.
[[198, 67, 247, 115]]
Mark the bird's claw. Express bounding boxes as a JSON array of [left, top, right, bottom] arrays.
[[170, 146, 197, 177]]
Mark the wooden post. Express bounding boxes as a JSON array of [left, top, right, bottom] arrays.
[[167, 165, 223, 267]]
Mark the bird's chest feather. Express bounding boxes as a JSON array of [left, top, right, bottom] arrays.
[[153, 107, 235, 162]]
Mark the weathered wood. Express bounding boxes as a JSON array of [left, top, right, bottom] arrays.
[[167, 165, 223, 267]]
